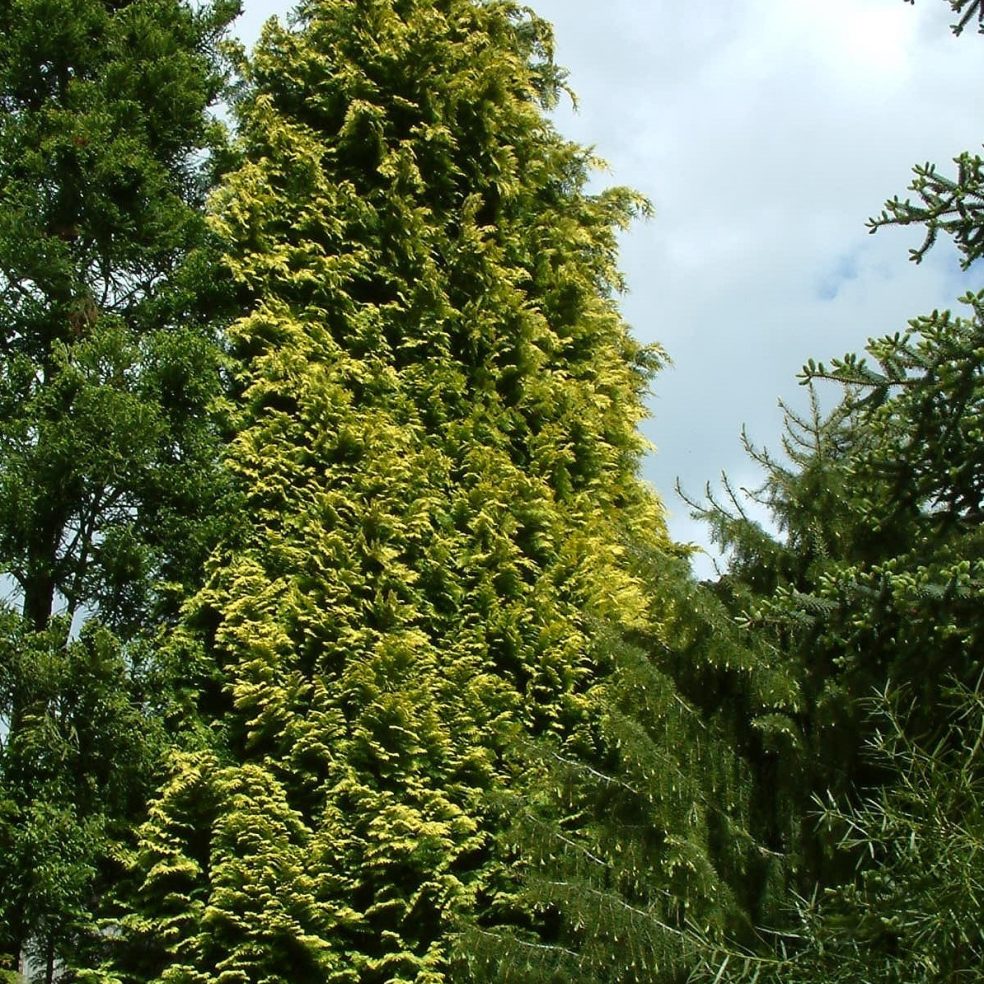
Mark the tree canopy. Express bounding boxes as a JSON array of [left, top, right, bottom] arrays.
[[0, 0, 237, 976], [97, 2, 691, 980]]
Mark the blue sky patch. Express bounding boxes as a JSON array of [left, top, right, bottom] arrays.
[[818, 251, 862, 301]]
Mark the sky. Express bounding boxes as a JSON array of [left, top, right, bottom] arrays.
[[234, 0, 984, 575]]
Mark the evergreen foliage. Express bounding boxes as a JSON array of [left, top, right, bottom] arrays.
[[103, 2, 681, 981], [688, 2, 984, 974], [454, 545, 800, 983], [686, 300, 984, 894], [0, 0, 236, 635], [0, 618, 167, 980], [785, 677, 984, 982], [704, 677, 984, 984], [7, 0, 983, 981], [0, 0, 238, 976]]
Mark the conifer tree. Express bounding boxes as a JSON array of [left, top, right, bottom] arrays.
[[0, 0, 236, 637], [688, 1, 984, 972], [0, 0, 237, 976], [453, 543, 801, 983], [103, 2, 690, 980], [691, 181, 984, 909], [727, 676, 984, 984]]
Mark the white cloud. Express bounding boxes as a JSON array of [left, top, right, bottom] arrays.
[[749, 0, 919, 87], [526, 0, 984, 550]]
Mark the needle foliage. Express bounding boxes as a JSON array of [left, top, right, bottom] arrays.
[[98, 2, 694, 981]]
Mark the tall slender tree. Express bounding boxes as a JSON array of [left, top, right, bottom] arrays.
[[103, 2, 690, 980]]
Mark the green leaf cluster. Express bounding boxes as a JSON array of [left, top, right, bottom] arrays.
[[0, 619, 167, 978]]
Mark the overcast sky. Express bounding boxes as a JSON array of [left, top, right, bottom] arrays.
[[234, 0, 984, 574]]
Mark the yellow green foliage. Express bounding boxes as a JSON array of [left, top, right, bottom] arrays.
[[112, 1, 678, 981]]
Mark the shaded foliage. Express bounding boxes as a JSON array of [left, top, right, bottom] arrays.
[[455, 544, 800, 983], [0, 0, 238, 977]]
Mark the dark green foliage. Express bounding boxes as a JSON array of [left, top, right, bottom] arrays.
[[705, 678, 984, 984], [0, 618, 167, 979], [703, 303, 984, 981], [903, 1, 984, 38], [0, 0, 237, 634], [804, 299, 984, 537], [0, 0, 238, 976], [791, 678, 984, 983], [683, 390, 869, 888], [689, 306, 984, 892], [454, 545, 801, 983]]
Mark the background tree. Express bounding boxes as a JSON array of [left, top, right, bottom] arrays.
[[0, 0, 237, 636], [689, 0, 984, 973], [0, 0, 238, 976], [454, 543, 801, 983], [0, 620, 169, 983], [734, 676, 984, 984], [683, 385, 895, 888]]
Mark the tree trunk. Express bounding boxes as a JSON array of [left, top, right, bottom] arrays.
[[22, 497, 65, 633], [23, 567, 56, 633], [45, 938, 55, 984]]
